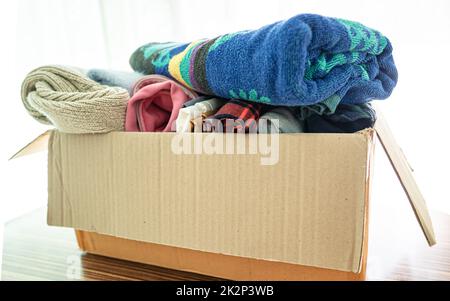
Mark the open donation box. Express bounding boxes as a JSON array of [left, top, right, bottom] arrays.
[[11, 108, 435, 280]]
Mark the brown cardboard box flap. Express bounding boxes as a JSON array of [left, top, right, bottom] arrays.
[[9, 130, 51, 160], [373, 108, 436, 246]]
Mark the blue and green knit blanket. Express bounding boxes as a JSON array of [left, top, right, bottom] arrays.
[[130, 14, 398, 107]]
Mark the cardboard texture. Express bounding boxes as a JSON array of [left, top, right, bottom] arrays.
[[75, 229, 368, 281], [9, 130, 51, 160], [10, 108, 435, 280], [374, 111, 436, 246], [47, 130, 373, 273], [74, 136, 373, 281]]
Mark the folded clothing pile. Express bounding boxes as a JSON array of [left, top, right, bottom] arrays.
[[21, 66, 130, 133], [21, 14, 397, 134]]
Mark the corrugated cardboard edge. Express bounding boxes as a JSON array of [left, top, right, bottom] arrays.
[[357, 128, 375, 274], [373, 106, 436, 246], [9, 130, 52, 160], [74, 229, 368, 281]]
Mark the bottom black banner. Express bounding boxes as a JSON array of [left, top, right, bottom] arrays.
[[0, 281, 448, 298]]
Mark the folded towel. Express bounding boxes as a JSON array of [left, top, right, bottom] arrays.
[[205, 99, 263, 132], [21, 65, 129, 133], [305, 103, 376, 133], [125, 74, 198, 132], [87, 69, 143, 95], [176, 97, 225, 132], [259, 107, 305, 133], [130, 14, 397, 107]]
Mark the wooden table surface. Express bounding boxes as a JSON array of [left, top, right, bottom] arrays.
[[1, 206, 449, 281]]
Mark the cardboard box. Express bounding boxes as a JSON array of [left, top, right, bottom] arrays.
[[12, 110, 435, 280], [74, 229, 368, 280]]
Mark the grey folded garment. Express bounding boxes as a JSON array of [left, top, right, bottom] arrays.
[[87, 69, 143, 95], [258, 107, 305, 133], [295, 94, 340, 120]]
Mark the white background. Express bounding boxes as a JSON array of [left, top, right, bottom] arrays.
[[0, 0, 449, 278]]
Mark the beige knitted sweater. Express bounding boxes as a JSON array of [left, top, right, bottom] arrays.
[[21, 65, 129, 133]]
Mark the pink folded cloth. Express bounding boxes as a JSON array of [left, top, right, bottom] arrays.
[[125, 74, 198, 132]]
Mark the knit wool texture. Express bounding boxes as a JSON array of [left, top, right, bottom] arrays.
[[130, 13, 398, 107], [21, 65, 130, 134]]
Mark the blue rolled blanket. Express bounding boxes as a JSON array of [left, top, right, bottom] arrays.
[[129, 13, 398, 107]]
